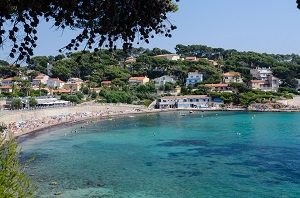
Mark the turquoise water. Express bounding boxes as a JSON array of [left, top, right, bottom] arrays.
[[19, 111, 300, 198]]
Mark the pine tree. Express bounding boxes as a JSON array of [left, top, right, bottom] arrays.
[[0, 128, 36, 198]]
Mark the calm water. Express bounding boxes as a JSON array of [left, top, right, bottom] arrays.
[[19, 111, 300, 198]]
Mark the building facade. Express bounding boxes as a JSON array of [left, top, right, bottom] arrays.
[[185, 71, 203, 87], [155, 95, 224, 109]]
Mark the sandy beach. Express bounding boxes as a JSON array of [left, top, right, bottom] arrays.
[[0, 103, 163, 138]]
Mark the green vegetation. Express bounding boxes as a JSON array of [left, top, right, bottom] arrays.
[[0, 126, 36, 197], [0, 44, 299, 107]]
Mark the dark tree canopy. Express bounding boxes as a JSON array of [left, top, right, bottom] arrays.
[[0, 0, 179, 62]]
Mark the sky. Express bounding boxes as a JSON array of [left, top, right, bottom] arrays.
[[1, 0, 300, 62]]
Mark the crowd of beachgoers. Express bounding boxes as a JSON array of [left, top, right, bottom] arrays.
[[0, 106, 156, 139]]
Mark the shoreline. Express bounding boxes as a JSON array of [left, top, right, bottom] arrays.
[[11, 107, 167, 139], [1, 103, 300, 140]]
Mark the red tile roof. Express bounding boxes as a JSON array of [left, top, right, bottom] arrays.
[[52, 78, 64, 83], [223, 72, 240, 76], [129, 77, 146, 81], [53, 90, 71, 93], [250, 80, 265, 83], [2, 77, 13, 81], [101, 81, 112, 84], [0, 85, 12, 89], [205, 84, 228, 87]]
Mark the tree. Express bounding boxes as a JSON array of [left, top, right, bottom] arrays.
[[11, 98, 23, 109], [28, 97, 38, 107], [21, 80, 31, 97], [0, 133, 36, 197], [0, 0, 179, 62], [91, 91, 98, 99]]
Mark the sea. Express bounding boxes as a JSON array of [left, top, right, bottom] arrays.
[[18, 111, 300, 198]]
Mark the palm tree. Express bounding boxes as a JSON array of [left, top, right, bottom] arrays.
[[21, 80, 31, 97]]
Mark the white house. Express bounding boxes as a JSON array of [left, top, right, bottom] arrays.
[[185, 71, 203, 87], [153, 75, 176, 87], [250, 67, 273, 80], [223, 72, 243, 83], [155, 54, 181, 61], [32, 73, 49, 86], [47, 78, 65, 89], [155, 95, 223, 109]]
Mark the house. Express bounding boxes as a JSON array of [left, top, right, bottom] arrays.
[[0, 86, 12, 94], [63, 82, 84, 92], [128, 76, 149, 86], [90, 87, 102, 93], [205, 84, 230, 92], [101, 81, 112, 87], [153, 75, 176, 87], [249, 76, 280, 92], [185, 71, 203, 87], [250, 67, 273, 80], [63, 78, 85, 92], [223, 72, 243, 83], [155, 54, 181, 61], [185, 56, 197, 61], [47, 78, 65, 89], [67, 78, 84, 83], [1, 77, 14, 86], [155, 95, 223, 109], [32, 73, 50, 86]]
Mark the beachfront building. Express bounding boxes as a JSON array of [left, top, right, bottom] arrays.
[[47, 78, 65, 89], [128, 76, 149, 86], [153, 75, 177, 87], [155, 54, 181, 61], [32, 73, 50, 86], [250, 67, 272, 80], [223, 72, 243, 83], [185, 71, 203, 87], [249, 76, 280, 92], [155, 95, 224, 109], [205, 84, 230, 92]]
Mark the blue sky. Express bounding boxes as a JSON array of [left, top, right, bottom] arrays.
[[1, 0, 300, 62]]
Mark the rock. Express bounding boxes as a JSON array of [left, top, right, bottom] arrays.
[[54, 191, 63, 195]]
